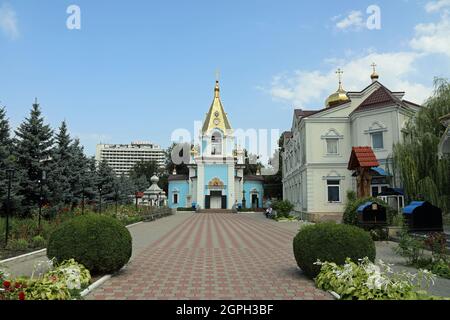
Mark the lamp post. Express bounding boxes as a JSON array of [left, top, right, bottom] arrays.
[[4, 168, 15, 247], [81, 181, 85, 215], [135, 191, 139, 211], [98, 186, 103, 214], [115, 187, 119, 215], [38, 170, 46, 231]]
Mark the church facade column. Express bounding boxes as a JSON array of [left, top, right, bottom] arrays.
[[197, 163, 205, 209]]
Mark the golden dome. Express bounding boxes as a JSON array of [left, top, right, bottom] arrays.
[[326, 68, 350, 108], [325, 89, 349, 107], [370, 63, 379, 82]]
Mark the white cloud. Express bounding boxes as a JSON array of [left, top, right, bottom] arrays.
[[270, 52, 431, 108], [335, 11, 365, 31], [410, 12, 450, 56], [0, 3, 19, 40], [425, 0, 450, 13], [267, 4, 450, 109]]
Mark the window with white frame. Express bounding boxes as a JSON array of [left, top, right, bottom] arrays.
[[322, 129, 343, 156], [326, 138, 339, 155], [327, 180, 340, 202], [371, 132, 384, 149]]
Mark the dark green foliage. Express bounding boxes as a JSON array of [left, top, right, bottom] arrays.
[[393, 78, 450, 215], [272, 200, 294, 218], [0, 107, 21, 215], [177, 207, 195, 211], [129, 160, 159, 185], [342, 195, 395, 226], [48, 121, 73, 206], [165, 143, 190, 176], [47, 214, 132, 274], [14, 100, 54, 217], [293, 222, 376, 278], [95, 161, 117, 204]]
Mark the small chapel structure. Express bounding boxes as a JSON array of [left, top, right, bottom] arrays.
[[168, 80, 264, 210]]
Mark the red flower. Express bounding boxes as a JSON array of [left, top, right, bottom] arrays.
[[18, 292, 25, 301], [15, 282, 22, 289], [3, 281, 11, 289]]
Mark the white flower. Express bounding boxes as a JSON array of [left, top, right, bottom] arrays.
[[364, 263, 381, 275], [366, 273, 389, 290]]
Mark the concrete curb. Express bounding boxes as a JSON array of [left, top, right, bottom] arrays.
[[80, 264, 129, 298], [0, 248, 47, 264], [80, 275, 112, 297], [126, 221, 144, 229]]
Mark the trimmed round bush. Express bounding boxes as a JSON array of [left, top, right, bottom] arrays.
[[293, 222, 376, 278], [47, 214, 132, 275]]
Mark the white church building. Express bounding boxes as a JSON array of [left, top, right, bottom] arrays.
[[282, 67, 421, 222]]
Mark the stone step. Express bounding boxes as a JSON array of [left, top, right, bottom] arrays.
[[199, 209, 234, 213]]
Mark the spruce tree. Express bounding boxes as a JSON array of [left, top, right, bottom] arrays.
[[48, 121, 72, 206], [0, 107, 13, 214], [69, 139, 92, 208], [95, 160, 116, 205], [0, 107, 22, 218], [14, 99, 54, 217]]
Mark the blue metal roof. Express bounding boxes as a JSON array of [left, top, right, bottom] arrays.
[[371, 167, 389, 176], [403, 201, 425, 215], [357, 202, 373, 214]]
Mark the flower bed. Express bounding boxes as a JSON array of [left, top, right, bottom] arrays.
[[1, 205, 152, 260], [315, 257, 445, 300], [395, 231, 450, 279], [0, 259, 91, 300]]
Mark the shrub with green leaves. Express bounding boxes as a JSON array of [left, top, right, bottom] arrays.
[[47, 214, 132, 274], [6, 239, 29, 251], [272, 200, 294, 218], [293, 222, 376, 278], [394, 231, 425, 265], [315, 257, 443, 300], [31, 235, 46, 249]]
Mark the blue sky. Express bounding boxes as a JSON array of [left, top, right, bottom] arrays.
[[1, 0, 450, 156]]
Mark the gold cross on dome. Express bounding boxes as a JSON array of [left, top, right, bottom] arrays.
[[215, 69, 220, 82], [371, 63, 377, 73], [336, 68, 344, 85]]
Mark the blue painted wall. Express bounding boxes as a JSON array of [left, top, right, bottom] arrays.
[[204, 164, 228, 196], [168, 180, 189, 208], [243, 181, 264, 208]]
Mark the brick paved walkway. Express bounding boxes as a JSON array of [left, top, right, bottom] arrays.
[[88, 213, 332, 300]]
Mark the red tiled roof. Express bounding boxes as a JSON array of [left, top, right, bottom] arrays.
[[294, 109, 319, 118], [348, 146, 380, 170], [353, 87, 399, 112], [294, 100, 351, 119]]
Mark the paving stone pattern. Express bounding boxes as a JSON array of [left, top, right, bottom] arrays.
[[88, 213, 332, 300]]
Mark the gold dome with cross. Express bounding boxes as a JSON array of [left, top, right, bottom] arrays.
[[325, 68, 350, 108]]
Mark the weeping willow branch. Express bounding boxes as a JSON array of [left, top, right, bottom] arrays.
[[393, 78, 450, 215]]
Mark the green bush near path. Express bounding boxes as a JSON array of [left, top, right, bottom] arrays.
[[47, 214, 132, 275], [293, 222, 376, 278]]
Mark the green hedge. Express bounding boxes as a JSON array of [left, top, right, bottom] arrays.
[[293, 222, 376, 278], [47, 214, 132, 275]]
